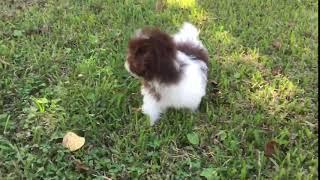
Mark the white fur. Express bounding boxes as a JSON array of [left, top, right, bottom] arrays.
[[134, 29, 150, 39], [173, 22, 205, 49], [141, 22, 208, 125]]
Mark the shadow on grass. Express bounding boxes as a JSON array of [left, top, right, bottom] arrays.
[[0, 0, 317, 179], [147, 1, 318, 177]]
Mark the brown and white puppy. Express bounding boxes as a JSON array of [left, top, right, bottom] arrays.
[[125, 22, 209, 125]]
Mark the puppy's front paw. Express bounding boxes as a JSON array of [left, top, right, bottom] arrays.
[[142, 105, 160, 126], [149, 117, 158, 126], [190, 107, 199, 113]]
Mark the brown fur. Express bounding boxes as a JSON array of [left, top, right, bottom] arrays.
[[126, 28, 180, 84], [176, 42, 209, 65]]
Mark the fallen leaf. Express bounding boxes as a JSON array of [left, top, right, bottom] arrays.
[[287, 21, 295, 27], [271, 65, 283, 76], [62, 132, 85, 151], [155, 0, 166, 12], [13, 30, 23, 37], [234, 72, 241, 79], [25, 25, 50, 36], [264, 140, 278, 157], [74, 158, 90, 172], [210, 80, 218, 86], [187, 132, 200, 146], [272, 40, 282, 49], [303, 31, 313, 38], [40, 25, 49, 33], [200, 167, 218, 179], [209, 80, 219, 95], [132, 107, 142, 112]]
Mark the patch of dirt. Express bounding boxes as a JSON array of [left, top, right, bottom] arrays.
[[25, 24, 51, 36], [264, 140, 279, 157], [271, 65, 284, 76], [271, 39, 282, 49], [0, 0, 47, 19]]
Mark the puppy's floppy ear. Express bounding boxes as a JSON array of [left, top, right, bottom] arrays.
[[127, 40, 151, 78], [128, 56, 146, 77], [134, 43, 155, 79], [134, 43, 149, 57]]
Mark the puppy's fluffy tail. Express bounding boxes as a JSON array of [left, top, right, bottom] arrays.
[[180, 22, 199, 39], [174, 22, 203, 47]]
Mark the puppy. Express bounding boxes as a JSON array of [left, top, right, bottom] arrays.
[[125, 22, 209, 125]]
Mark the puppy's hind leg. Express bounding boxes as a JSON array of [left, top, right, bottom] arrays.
[[188, 99, 202, 113], [189, 105, 200, 113]]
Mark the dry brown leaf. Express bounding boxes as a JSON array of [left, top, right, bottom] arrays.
[[303, 31, 313, 38], [155, 0, 166, 12], [264, 140, 278, 157], [132, 107, 142, 112], [271, 65, 283, 76], [40, 25, 49, 33], [287, 21, 295, 27], [62, 132, 85, 151], [210, 80, 218, 86], [272, 40, 282, 49], [74, 159, 90, 172]]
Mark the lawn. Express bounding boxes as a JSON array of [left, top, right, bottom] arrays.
[[0, 0, 318, 179]]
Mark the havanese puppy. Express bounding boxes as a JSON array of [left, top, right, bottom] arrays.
[[125, 22, 209, 125]]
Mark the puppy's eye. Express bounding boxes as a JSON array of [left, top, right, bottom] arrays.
[[136, 47, 147, 55]]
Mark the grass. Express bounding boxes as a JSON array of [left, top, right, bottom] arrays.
[[0, 0, 318, 179]]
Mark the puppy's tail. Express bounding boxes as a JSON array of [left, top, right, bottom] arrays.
[[180, 22, 199, 38], [174, 22, 203, 47]]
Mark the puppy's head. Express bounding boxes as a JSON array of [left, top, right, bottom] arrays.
[[125, 28, 179, 83]]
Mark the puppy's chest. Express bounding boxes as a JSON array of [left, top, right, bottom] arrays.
[[142, 81, 161, 101]]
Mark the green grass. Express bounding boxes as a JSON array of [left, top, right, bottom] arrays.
[[0, 0, 318, 179]]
